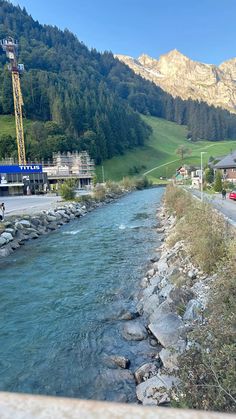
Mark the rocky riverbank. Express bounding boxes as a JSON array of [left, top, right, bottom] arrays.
[[107, 201, 214, 406], [0, 194, 122, 258]]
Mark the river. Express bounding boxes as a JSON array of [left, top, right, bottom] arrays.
[[0, 188, 164, 402]]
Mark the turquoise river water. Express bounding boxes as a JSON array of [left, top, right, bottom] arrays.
[[0, 188, 164, 402]]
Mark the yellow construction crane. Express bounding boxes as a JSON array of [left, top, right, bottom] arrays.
[[0, 37, 26, 165]]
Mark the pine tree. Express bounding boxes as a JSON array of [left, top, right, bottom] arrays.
[[214, 170, 223, 192]]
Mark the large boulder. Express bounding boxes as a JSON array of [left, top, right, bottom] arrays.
[[142, 294, 160, 317], [17, 220, 31, 228], [159, 339, 186, 371], [0, 236, 7, 247], [149, 313, 185, 348], [0, 244, 13, 257], [136, 374, 179, 405], [134, 363, 158, 384], [122, 321, 147, 341], [183, 299, 202, 321], [169, 287, 195, 306], [1, 232, 13, 242], [149, 299, 175, 323]]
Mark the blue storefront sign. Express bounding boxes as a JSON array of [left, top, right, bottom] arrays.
[[0, 165, 43, 174]]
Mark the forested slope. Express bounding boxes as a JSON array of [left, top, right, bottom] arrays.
[[0, 0, 236, 163]]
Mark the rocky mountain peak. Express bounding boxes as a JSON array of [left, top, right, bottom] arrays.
[[116, 51, 236, 114]]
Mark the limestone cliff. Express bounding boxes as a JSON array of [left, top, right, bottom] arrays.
[[115, 50, 236, 114]]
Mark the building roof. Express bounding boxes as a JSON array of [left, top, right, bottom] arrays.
[[214, 151, 236, 169]]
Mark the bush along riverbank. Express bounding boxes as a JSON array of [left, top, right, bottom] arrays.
[[118, 185, 235, 411], [0, 178, 153, 258]]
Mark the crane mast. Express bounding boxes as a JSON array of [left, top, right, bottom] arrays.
[[0, 37, 26, 165]]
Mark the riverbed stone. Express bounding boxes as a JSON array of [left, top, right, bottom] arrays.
[[142, 294, 160, 317], [159, 283, 174, 299], [136, 374, 179, 404], [5, 228, 16, 236], [10, 239, 21, 250], [106, 355, 130, 369], [149, 299, 175, 323], [119, 310, 139, 320], [0, 236, 7, 246], [0, 244, 13, 257], [122, 321, 147, 341], [134, 363, 158, 384], [17, 220, 31, 228], [46, 215, 57, 222], [1, 232, 14, 242], [156, 258, 168, 275], [148, 313, 185, 348]]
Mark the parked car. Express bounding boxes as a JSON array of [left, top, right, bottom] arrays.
[[229, 190, 236, 200]]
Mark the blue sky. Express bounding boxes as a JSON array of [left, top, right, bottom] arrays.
[[12, 0, 235, 64]]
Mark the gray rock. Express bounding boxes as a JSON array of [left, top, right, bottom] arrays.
[[140, 277, 149, 288], [169, 287, 195, 306], [146, 268, 155, 278], [46, 223, 58, 230], [119, 310, 139, 321], [149, 338, 159, 347], [30, 218, 42, 227], [188, 270, 197, 280], [5, 228, 16, 236], [142, 294, 160, 317], [150, 254, 160, 263], [183, 299, 202, 321], [159, 348, 178, 371], [106, 355, 130, 369], [149, 313, 185, 348], [28, 232, 39, 240], [136, 374, 179, 404], [149, 300, 175, 323], [21, 227, 39, 235], [0, 236, 7, 246], [17, 220, 31, 228], [46, 215, 57, 222], [149, 275, 162, 288], [1, 232, 14, 242], [134, 363, 158, 384], [122, 321, 147, 341], [159, 283, 173, 299], [0, 244, 13, 257], [10, 240, 21, 250], [159, 339, 186, 371], [156, 258, 168, 275]]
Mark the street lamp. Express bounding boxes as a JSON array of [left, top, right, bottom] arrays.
[[200, 152, 207, 202]]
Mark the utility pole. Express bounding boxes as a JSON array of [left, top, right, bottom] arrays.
[[0, 37, 26, 165], [201, 151, 207, 202], [102, 165, 105, 183]]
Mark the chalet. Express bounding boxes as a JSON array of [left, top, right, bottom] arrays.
[[214, 151, 236, 183]]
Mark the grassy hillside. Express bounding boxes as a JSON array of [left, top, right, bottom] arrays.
[[1, 114, 236, 180], [97, 116, 236, 182], [0, 115, 32, 137]]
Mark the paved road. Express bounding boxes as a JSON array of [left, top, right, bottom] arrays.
[[188, 188, 236, 225], [1, 195, 62, 217]]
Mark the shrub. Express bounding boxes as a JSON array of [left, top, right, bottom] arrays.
[[135, 176, 153, 190], [59, 179, 76, 201], [165, 185, 229, 273], [120, 177, 136, 190], [93, 184, 106, 201], [177, 258, 236, 412]]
